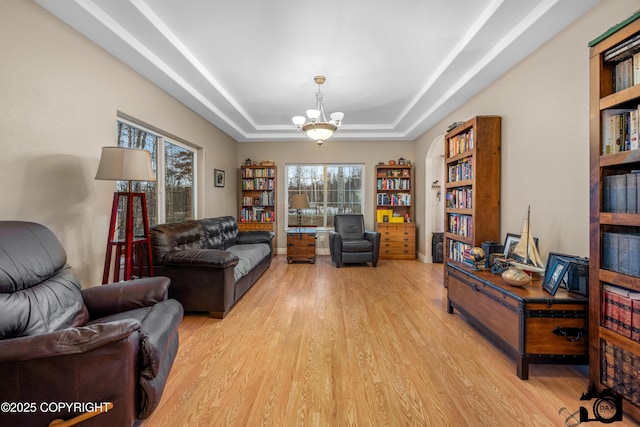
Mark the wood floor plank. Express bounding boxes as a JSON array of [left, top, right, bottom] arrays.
[[142, 256, 639, 426]]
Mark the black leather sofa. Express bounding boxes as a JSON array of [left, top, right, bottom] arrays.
[[150, 216, 273, 318], [0, 221, 183, 427]]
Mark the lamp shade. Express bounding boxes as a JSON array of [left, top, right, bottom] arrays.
[[95, 146, 156, 182], [290, 194, 310, 209]]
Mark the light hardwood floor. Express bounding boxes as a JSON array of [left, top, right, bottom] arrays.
[[142, 256, 639, 426]]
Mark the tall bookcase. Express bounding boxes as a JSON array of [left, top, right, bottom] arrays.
[[443, 116, 501, 278], [239, 165, 277, 254], [589, 13, 640, 421], [374, 164, 415, 260]]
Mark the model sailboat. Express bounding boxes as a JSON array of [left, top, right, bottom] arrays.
[[508, 206, 545, 273]]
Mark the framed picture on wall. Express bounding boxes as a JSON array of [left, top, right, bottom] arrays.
[[214, 169, 225, 187]]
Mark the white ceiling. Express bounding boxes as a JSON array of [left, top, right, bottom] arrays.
[[35, 0, 598, 142]]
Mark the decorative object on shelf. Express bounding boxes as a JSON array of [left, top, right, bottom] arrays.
[[388, 160, 396, 165], [290, 193, 309, 228], [502, 267, 530, 287], [292, 75, 344, 145], [502, 206, 545, 273], [260, 160, 274, 166], [95, 146, 156, 283], [244, 158, 252, 166], [214, 169, 225, 187], [398, 157, 406, 165], [468, 247, 485, 270]]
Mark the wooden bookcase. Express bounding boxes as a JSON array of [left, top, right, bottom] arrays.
[[374, 164, 415, 260], [443, 116, 501, 280], [589, 13, 640, 422], [239, 165, 277, 253]]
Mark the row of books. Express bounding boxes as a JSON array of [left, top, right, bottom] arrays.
[[447, 158, 473, 182], [613, 53, 640, 92], [603, 172, 640, 213], [241, 168, 275, 178], [242, 178, 274, 190], [447, 129, 474, 158], [447, 213, 472, 237], [376, 177, 411, 190], [602, 284, 640, 341], [241, 191, 274, 207], [447, 240, 472, 264], [446, 187, 473, 209], [377, 193, 411, 206], [239, 207, 275, 223], [602, 232, 640, 278], [600, 339, 640, 405], [601, 108, 639, 154]]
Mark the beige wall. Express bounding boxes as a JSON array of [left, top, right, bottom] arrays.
[[237, 140, 415, 254], [0, 0, 238, 285], [415, 0, 640, 261], [2, 0, 639, 282]]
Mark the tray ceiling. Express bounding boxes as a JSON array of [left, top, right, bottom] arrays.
[[35, 0, 598, 142]]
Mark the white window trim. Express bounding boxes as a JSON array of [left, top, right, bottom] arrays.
[[116, 117, 198, 224]]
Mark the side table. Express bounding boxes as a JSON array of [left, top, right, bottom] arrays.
[[287, 227, 317, 263]]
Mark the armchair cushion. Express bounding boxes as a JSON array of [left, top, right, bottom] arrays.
[[0, 220, 89, 339], [341, 239, 373, 252]]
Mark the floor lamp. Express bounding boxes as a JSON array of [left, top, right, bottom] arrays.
[[95, 146, 156, 283], [290, 194, 310, 230]]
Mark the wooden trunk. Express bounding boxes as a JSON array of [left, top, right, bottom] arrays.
[[446, 263, 588, 379]]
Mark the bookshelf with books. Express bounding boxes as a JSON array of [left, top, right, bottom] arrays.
[[375, 164, 415, 260], [443, 116, 501, 277], [239, 165, 277, 254], [589, 12, 640, 421]]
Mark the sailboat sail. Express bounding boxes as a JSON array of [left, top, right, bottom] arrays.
[[510, 206, 545, 272]]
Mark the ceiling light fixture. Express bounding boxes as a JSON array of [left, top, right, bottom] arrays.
[[292, 75, 344, 145]]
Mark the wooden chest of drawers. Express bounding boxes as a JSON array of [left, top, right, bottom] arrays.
[[446, 262, 588, 379], [286, 229, 316, 263], [377, 223, 415, 260]]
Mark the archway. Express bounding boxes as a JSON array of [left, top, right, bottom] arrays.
[[423, 135, 444, 263]]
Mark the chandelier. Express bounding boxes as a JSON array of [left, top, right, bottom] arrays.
[[292, 75, 344, 145]]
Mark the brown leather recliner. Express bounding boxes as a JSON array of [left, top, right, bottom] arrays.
[[0, 221, 183, 427]]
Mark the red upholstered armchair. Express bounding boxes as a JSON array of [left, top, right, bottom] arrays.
[[0, 221, 183, 427]]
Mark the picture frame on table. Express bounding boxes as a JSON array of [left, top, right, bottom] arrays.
[[544, 252, 589, 296], [214, 169, 225, 187], [542, 257, 569, 296], [503, 233, 539, 259]]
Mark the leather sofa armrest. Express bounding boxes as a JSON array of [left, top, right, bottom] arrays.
[[0, 319, 140, 362], [139, 300, 183, 379], [237, 230, 273, 245], [163, 248, 239, 268], [82, 277, 171, 319]]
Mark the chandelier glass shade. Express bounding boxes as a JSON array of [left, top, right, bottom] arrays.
[[292, 76, 344, 145]]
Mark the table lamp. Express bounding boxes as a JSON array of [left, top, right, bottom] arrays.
[[290, 194, 309, 229]]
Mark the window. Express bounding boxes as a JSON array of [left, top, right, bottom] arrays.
[[116, 120, 196, 229], [286, 164, 364, 228]]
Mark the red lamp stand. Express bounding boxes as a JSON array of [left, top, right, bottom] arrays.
[[102, 191, 153, 284]]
